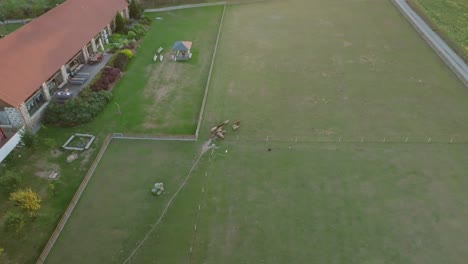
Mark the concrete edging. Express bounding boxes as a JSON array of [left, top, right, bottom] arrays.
[[36, 135, 113, 264], [195, 3, 227, 139]]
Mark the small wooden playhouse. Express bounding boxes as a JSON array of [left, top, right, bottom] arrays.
[[172, 41, 193, 61]]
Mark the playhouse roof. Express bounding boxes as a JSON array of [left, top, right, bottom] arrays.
[[172, 41, 192, 51]]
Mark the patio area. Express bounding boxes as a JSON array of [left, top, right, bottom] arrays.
[[52, 53, 112, 102]]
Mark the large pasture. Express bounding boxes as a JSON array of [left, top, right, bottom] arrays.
[[45, 0, 468, 263]]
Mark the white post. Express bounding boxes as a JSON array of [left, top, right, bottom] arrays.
[[60, 65, 68, 81], [82, 47, 89, 61], [107, 24, 112, 36], [99, 38, 105, 51], [91, 38, 97, 53], [41, 83, 51, 101]]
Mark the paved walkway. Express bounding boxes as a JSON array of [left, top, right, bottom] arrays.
[[391, 0, 467, 87]]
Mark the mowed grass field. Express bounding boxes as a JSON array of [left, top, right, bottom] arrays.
[[44, 0, 468, 263], [45, 140, 204, 263]]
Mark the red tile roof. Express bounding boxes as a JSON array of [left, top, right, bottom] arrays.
[[0, 0, 128, 107]]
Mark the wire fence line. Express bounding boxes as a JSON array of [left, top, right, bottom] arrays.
[[112, 133, 197, 141], [219, 134, 468, 144]]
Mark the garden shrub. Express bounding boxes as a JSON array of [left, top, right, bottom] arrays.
[[44, 88, 112, 127], [140, 15, 152, 26], [10, 188, 41, 217], [119, 49, 134, 59], [115, 12, 125, 33], [3, 211, 25, 232], [129, 0, 141, 19], [0, 170, 21, 194], [19, 129, 37, 148], [109, 33, 122, 43], [105, 52, 119, 67], [113, 53, 130, 71], [91, 67, 121, 91], [123, 44, 136, 50], [127, 23, 148, 40], [127, 30, 137, 40]]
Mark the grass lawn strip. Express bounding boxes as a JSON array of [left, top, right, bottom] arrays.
[[407, 0, 468, 61], [0, 23, 22, 36]]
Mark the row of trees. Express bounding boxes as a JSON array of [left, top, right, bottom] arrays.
[[115, 0, 142, 33]]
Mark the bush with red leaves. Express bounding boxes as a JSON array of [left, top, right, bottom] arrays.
[[91, 67, 121, 91]]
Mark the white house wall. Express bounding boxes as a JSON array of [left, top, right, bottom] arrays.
[[4, 107, 23, 128], [0, 128, 23, 163]]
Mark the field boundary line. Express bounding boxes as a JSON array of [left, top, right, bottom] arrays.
[[36, 134, 113, 264], [222, 135, 468, 144], [112, 133, 196, 141], [144, 0, 264, 12], [145, 1, 226, 12], [195, 3, 227, 139], [391, 0, 467, 87]]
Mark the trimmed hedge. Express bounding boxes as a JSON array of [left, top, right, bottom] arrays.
[[44, 89, 112, 127]]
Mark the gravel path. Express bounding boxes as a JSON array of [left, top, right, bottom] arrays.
[[391, 0, 468, 87]]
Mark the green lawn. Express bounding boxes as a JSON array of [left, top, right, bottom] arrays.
[[45, 140, 202, 263], [91, 6, 222, 134], [0, 0, 63, 19], [408, 0, 468, 61], [0, 23, 21, 36], [41, 0, 468, 263], [0, 7, 221, 264]]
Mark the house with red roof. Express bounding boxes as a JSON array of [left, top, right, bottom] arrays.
[[0, 0, 129, 132]]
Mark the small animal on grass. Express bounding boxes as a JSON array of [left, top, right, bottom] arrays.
[[232, 121, 240, 130]]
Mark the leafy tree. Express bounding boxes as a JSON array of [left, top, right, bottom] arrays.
[[115, 12, 125, 33], [4, 211, 25, 232], [129, 0, 141, 19], [9, 188, 41, 217]]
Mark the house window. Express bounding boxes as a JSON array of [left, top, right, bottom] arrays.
[[26, 90, 46, 116], [47, 71, 64, 95], [0, 109, 10, 125]]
